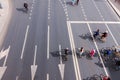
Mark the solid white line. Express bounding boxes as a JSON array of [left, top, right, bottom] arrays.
[[87, 23, 109, 76], [106, 0, 120, 21], [47, 26, 50, 59], [33, 45, 37, 65], [47, 73, 49, 80], [21, 25, 29, 59], [67, 21, 81, 80], [70, 21, 120, 24]]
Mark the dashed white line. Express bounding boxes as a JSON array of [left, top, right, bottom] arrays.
[[29, 17, 31, 20], [80, 1, 87, 20], [48, 0, 51, 20], [92, 0, 105, 20], [30, 13, 32, 16]]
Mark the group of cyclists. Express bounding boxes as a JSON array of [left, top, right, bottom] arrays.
[[93, 29, 108, 42], [62, 47, 111, 80]]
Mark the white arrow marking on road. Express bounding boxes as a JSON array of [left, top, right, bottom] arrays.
[[47, 25, 50, 59], [0, 67, 7, 80], [0, 46, 10, 80], [31, 45, 38, 80], [58, 45, 65, 80]]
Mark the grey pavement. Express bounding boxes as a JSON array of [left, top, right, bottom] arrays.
[[0, 0, 120, 80]]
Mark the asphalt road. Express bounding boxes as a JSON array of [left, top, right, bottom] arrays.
[[0, 0, 120, 80]]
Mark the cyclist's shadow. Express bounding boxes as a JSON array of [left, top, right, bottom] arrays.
[[79, 33, 93, 41], [16, 8, 28, 13]]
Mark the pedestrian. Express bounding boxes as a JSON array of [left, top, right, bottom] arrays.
[[90, 49, 96, 57], [76, 0, 79, 5]]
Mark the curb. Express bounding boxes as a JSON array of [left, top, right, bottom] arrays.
[[107, 0, 120, 18]]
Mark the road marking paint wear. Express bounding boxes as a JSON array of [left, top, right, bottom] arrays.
[[21, 25, 29, 59], [67, 21, 82, 80], [87, 23, 109, 76]]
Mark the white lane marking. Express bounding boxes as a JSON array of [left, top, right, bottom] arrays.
[[87, 23, 109, 76], [105, 24, 119, 46], [0, 46, 10, 66], [16, 76, 19, 80], [92, 0, 105, 21], [48, 0, 51, 20], [47, 26, 50, 59], [47, 73, 49, 80], [33, 45, 37, 65], [67, 21, 82, 80], [58, 45, 65, 80], [31, 45, 38, 80], [106, 0, 120, 21], [58, 0, 69, 20], [0, 67, 7, 80], [30, 10, 33, 13], [0, 46, 10, 80], [30, 13, 32, 16], [29, 17, 31, 20], [21, 25, 29, 59], [70, 21, 120, 24], [80, 1, 87, 20]]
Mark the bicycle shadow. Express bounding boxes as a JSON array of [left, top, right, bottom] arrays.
[[16, 8, 28, 13], [50, 50, 72, 57], [79, 34, 93, 41]]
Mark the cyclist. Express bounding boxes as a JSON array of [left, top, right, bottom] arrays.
[[24, 2, 28, 10], [78, 47, 84, 57], [101, 30, 108, 39], [90, 49, 96, 57], [64, 48, 69, 55], [102, 76, 111, 80], [93, 29, 100, 38]]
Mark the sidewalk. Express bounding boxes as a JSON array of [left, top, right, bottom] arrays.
[[0, 0, 9, 33], [107, 0, 120, 18]]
